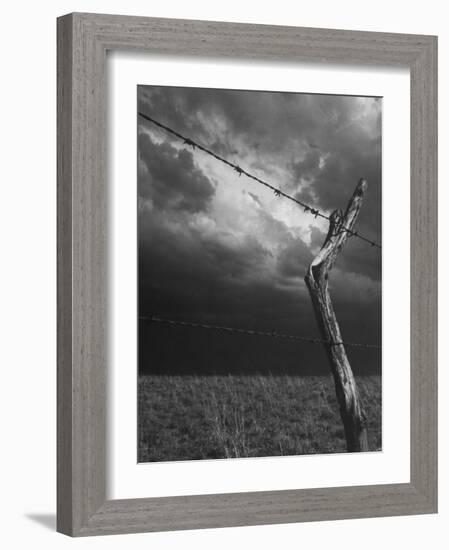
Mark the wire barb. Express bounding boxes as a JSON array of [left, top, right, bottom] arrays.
[[140, 315, 381, 350], [183, 138, 196, 149], [138, 111, 382, 250]]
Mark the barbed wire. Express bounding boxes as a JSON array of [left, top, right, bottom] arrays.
[[140, 315, 381, 350], [138, 111, 381, 250]]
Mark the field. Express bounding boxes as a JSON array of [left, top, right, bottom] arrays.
[[138, 374, 381, 462]]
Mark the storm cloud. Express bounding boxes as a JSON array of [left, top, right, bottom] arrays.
[[137, 85, 382, 375], [139, 133, 215, 213]]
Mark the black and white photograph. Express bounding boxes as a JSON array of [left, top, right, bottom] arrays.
[[1, 2, 440, 544], [137, 85, 382, 462]]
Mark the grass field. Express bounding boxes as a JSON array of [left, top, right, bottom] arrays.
[[138, 374, 381, 462]]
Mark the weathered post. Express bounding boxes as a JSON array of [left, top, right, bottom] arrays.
[[305, 178, 369, 452]]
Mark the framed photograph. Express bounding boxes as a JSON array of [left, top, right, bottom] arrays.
[[57, 13, 437, 536]]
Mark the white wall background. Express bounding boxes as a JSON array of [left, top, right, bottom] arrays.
[[0, 1, 445, 548]]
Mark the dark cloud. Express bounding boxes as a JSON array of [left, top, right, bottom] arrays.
[[137, 85, 382, 375], [247, 191, 263, 208], [139, 214, 273, 324], [140, 86, 381, 239], [292, 140, 381, 240], [138, 132, 215, 214], [276, 236, 314, 279], [338, 239, 382, 282]]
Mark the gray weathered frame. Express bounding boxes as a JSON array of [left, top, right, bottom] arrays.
[[57, 12, 438, 537]]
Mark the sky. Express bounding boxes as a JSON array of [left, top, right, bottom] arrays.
[[137, 85, 382, 375]]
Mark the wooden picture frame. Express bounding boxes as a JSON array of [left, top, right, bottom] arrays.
[[57, 12, 438, 536]]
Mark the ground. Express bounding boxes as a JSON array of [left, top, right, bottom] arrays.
[[138, 374, 381, 462]]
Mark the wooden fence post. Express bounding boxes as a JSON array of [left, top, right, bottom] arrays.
[[305, 178, 369, 452]]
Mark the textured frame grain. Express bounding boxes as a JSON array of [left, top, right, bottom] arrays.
[[57, 12, 437, 536]]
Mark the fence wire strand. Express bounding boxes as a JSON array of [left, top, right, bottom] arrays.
[[140, 315, 381, 350], [138, 111, 381, 250]]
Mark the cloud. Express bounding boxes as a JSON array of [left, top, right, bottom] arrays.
[[138, 132, 215, 214], [276, 235, 314, 279], [137, 86, 382, 375], [139, 87, 381, 240]]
